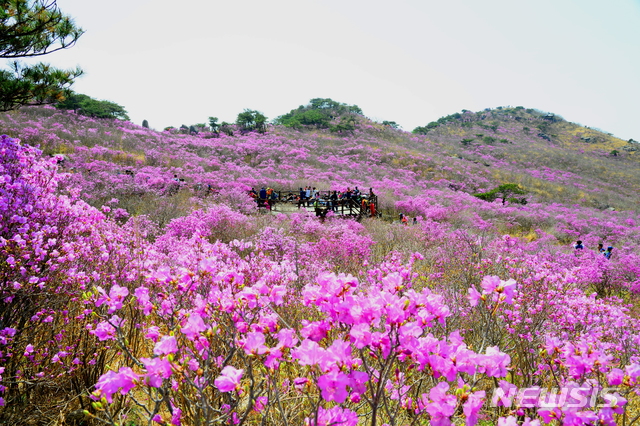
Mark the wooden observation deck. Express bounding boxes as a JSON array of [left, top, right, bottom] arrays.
[[254, 190, 379, 220]]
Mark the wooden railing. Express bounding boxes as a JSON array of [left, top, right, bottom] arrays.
[[252, 189, 379, 219]]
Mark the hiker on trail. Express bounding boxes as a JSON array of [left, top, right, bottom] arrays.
[[369, 201, 376, 217], [267, 188, 276, 209], [412, 217, 418, 225], [597, 243, 605, 253], [369, 187, 375, 198], [345, 187, 353, 200], [314, 197, 325, 217], [259, 187, 267, 200], [330, 191, 338, 211], [167, 175, 181, 196], [603, 246, 614, 259], [249, 188, 258, 198], [306, 187, 313, 206], [573, 240, 584, 250], [400, 213, 408, 225]]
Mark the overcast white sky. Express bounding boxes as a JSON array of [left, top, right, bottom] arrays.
[[28, 0, 640, 139]]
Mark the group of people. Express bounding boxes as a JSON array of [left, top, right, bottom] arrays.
[[248, 186, 379, 218], [398, 213, 418, 226], [249, 187, 278, 209], [297, 186, 374, 206], [299, 187, 378, 218], [573, 240, 614, 259]]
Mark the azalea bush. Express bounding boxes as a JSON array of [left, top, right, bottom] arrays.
[[0, 135, 148, 422]]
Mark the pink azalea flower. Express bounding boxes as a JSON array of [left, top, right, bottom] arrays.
[[349, 370, 369, 398], [180, 313, 206, 340], [95, 284, 129, 313], [492, 380, 518, 407], [537, 408, 560, 424], [468, 287, 482, 307], [153, 335, 178, 355], [269, 285, 287, 305], [522, 418, 540, 426], [171, 407, 182, 426], [349, 323, 372, 349], [134, 286, 153, 315], [141, 357, 173, 387], [292, 339, 327, 367], [214, 365, 244, 392], [497, 416, 519, 426], [254, 396, 268, 413], [91, 315, 123, 341], [317, 370, 350, 403], [276, 328, 298, 348], [626, 363, 640, 383], [23, 344, 34, 355], [424, 382, 457, 426], [325, 339, 352, 368], [607, 368, 624, 386], [300, 320, 329, 342], [306, 406, 358, 426], [482, 346, 511, 377], [501, 279, 517, 304], [603, 392, 627, 414], [243, 331, 268, 355], [463, 390, 485, 426], [95, 367, 139, 403], [480, 276, 501, 294], [145, 326, 160, 341]]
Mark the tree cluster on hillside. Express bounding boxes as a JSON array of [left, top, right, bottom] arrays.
[[474, 183, 527, 205], [236, 109, 267, 134], [55, 92, 129, 120], [0, 0, 84, 111], [206, 116, 235, 136], [413, 112, 464, 134], [162, 110, 267, 137], [412, 107, 567, 135], [274, 98, 363, 131]]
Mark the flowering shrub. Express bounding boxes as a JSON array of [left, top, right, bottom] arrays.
[[0, 135, 149, 421]]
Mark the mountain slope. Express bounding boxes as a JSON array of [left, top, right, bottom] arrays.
[[2, 105, 638, 215]]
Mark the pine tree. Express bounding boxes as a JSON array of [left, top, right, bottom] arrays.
[[0, 0, 84, 111]]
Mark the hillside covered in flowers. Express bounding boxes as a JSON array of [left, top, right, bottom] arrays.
[[1, 105, 639, 425]]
